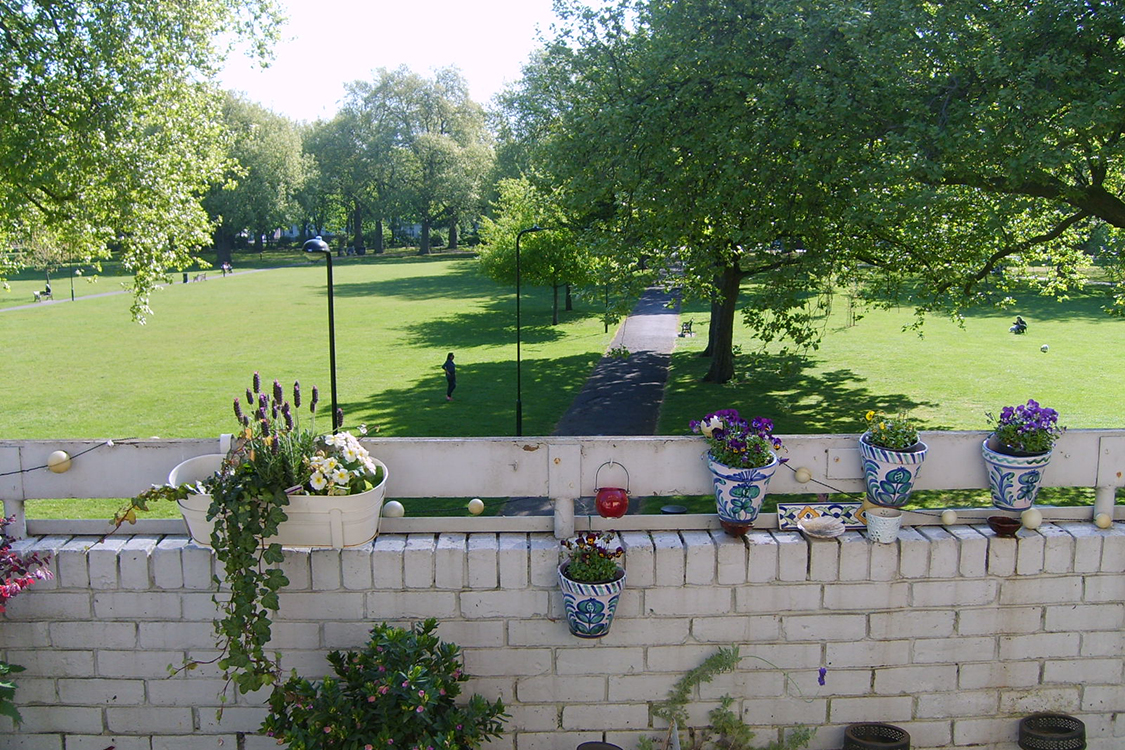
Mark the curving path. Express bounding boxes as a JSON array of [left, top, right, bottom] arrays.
[[501, 287, 684, 516]]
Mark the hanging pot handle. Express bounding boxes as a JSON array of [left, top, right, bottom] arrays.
[[595, 460, 630, 492]]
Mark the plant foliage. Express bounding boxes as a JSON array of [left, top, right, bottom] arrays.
[[642, 646, 815, 750], [862, 410, 921, 451], [560, 530, 624, 583], [690, 410, 782, 469], [262, 619, 508, 750]]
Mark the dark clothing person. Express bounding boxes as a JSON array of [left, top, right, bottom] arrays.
[[1010, 316, 1027, 334], [442, 353, 456, 401]]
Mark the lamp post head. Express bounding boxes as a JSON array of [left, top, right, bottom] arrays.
[[303, 236, 329, 254]]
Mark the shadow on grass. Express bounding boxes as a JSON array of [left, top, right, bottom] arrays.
[[341, 353, 602, 437], [664, 348, 942, 435]]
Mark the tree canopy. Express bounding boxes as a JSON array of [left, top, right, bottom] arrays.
[[0, 0, 282, 320], [496, 0, 1125, 381]]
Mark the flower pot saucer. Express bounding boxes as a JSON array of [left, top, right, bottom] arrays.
[[987, 515, 1021, 538], [719, 519, 752, 537]]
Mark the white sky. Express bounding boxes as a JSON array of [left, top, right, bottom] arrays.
[[219, 0, 561, 122]]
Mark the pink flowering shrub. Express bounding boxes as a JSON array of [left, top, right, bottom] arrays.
[[1, 516, 52, 724]]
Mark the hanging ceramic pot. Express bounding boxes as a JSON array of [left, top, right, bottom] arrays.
[[558, 563, 625, 638], [981, 437, 1051, 511], [858, 432, 928, 508], [706, 452, 780, 534]]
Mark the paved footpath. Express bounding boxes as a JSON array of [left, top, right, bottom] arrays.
[[501, 287, 683, 516], [552, 287, 682, 436]]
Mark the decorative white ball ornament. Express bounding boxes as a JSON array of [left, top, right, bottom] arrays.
[[940, 509, 958, 526], [467, 498, 485, 516], [1021, 508, 1043, 530], [47, 450, 72, 473], [794, 467, 813, 484], [1095, 513, 1113, 529], [382, 500, 405, 518]]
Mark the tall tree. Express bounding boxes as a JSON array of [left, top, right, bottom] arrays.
[[393, 68, 493, 255], [0, 0, 282, 320], [479, 177, 592, 324], [204, 93, 308, 263], [508, 0, 1121, 382]]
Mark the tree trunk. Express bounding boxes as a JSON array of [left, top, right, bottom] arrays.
[[419, 222, 431, 255], [448, 217, 458, 249], [552, 280, 560, 325], [565, 283, 573, 311], [253, 231, 265, 255], [214, 230, 233, 266], [703, 263, 742, 383], [352, 201, 365, 251], [373, 219, 384, 254], [701, 299, 720, 357]]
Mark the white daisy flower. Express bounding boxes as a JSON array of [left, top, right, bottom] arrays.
[[309, 472, 328, 491]]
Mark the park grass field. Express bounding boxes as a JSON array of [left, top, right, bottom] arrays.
[[3, 251, 616, 440], [7, 256, 1124, 516]]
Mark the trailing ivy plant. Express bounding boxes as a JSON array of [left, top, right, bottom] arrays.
[[117, 373, 340, 705], [640, 646, 818, 750]]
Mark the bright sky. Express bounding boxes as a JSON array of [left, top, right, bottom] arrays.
[[219, 0, 560, 122]]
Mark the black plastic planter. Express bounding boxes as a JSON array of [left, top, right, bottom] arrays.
[[843, 722, 910, 750], [1018, 713, 1086, 750]]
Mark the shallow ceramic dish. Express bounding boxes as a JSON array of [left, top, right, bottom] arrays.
[[798, 516, 846, 538]]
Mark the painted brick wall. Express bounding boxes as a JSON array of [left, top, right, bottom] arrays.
[[2, 523, 1123, 750]]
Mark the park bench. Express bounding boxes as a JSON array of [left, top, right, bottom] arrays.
[[33, 290, 52, 302], [679, 319, 694, 337]]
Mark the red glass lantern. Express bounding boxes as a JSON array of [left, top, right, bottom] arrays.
[[594, 461, 630, 519]]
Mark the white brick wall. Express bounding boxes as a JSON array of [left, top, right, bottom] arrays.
[[2, 522, 1123, 750]]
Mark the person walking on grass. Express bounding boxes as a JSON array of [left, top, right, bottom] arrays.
[[442, 352, 457, 401]]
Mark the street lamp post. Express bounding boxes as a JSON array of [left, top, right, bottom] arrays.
[[515, 225, 546, 436], [303, 236, 339, 433]]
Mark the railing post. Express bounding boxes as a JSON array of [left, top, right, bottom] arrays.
[[1095, 435, 1125, 520], [549, 442, 581, 539], [0, 445, 27, 537]]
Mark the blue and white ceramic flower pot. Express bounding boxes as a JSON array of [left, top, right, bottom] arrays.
[[859, 432, 928, 508], [706, 452, 780, 529], [558, 564, 625, 638], [982, 438, 1051, 511]]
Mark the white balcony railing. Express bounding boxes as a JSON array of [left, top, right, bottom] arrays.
[[2, 430, 1122, 539]]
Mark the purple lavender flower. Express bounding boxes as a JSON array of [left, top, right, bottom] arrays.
[[335, 407, 344, 430], [253, 371, 261, 394], [293, 381, 301, 409], [246, 387, 253, 405], [273, 379, 283, 406], [233, 398, 243, 424], [311, 386, 319, 414]]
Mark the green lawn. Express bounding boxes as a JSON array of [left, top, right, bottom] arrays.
[[2, 251, 615, 440], [659, 285, 1125, 435]]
